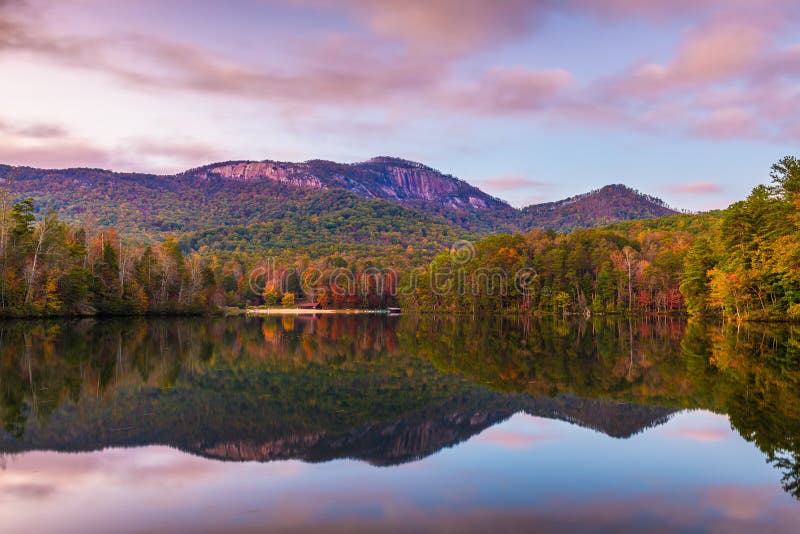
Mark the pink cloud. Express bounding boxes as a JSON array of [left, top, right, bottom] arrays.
[[331, 0, 800, 50], [446, 67, 573, 115], [615, 20, 769, 97], [477, 175, 552, 190], [690, 108, 761, 139], [314, 0, 548, 55], [125, 140, 225, 168], [571, 0, 800, 20], [0, 119, 68, 140], [663, 182, 723, 195], [473, 428, 552, 449], [0, 117, 225, 171], [0, 2, 444, 109], [666, 427, 730, 441], [703, 485, 778, 520], [0, 141, 115, 169], [108, 34, 443, 106], [577, 11, 800, 142], [667, 23, 766, 83]]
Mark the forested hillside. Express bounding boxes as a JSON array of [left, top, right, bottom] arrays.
[[405, 157, 800, 322], [177, 188, 470, 260], [520, 184, 678, 232]]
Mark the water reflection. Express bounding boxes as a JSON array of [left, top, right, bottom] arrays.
[[1, 414, 798, 533], [0, 315, 798, 531]]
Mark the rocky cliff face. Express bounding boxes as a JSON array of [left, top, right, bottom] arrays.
[[192, 156, 506, 213], [201, 161, 326, 189]]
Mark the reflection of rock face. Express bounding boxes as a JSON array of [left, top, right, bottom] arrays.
[[196, 412, 510, 466], [0, 388, 675, 467], [192, 397, 522, 466], [201, 433, 327, 462], [195, 397, 675, 466]]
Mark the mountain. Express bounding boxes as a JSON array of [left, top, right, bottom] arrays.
[[520, 184, 678, 233], [0, 158, 678, 250], [0, 162, 475, 261]]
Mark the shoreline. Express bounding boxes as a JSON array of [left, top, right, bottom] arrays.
[[238, 307, 389, 316]]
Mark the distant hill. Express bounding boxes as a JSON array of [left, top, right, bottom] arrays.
[[520, 184, 677, 233], [0, 159, 679, 253]]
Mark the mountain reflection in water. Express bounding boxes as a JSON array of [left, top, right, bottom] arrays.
[[0, 315, 798, 532]]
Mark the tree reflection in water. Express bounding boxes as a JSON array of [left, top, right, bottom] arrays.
[[0, 315, 797, 499]]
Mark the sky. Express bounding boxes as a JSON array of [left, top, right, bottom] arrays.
[[1, 1, 800, 210]]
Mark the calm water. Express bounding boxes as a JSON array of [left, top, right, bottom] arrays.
[[0, 315, 799, 533]]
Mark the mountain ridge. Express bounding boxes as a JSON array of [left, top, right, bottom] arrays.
[[0, 157, 679, 241]]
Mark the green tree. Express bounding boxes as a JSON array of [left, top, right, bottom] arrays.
[[680, 238, 716, 316], [10, 198, 35, 242], [770, 156, 800, 199]]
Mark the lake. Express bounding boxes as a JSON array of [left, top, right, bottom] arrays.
[[1, 315, 798, 533]]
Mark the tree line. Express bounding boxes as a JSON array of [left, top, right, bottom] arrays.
[[3, 156, 798, 319], [404, 157, 800, 321], [0, 191, 217, 316]]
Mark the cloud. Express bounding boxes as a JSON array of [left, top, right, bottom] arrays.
[[330, 0, 548, 56], [0, 118, 114, 168], [0, 1, 106, 65], [568, 7, 800, 143], [612, 19, 770, 97], [570, 0, 800, 21], [1, 0, 800, 161], [0, 141, 115, 169], [124, 140, 225, 170], [325, 0, 800, 54], [0, 116, 225, 171], [445, 67, 573, 115], [703, 485, 778, 521], [690, 108, 761, 140], [112, 34, 436, 105], [0, 119, 69, 140], [477, 175, 552, 190], [473, 428, 552, 449], [0, 2, 443, 110], [663, 182, 723, 195], [666, 426, 730, 441]]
